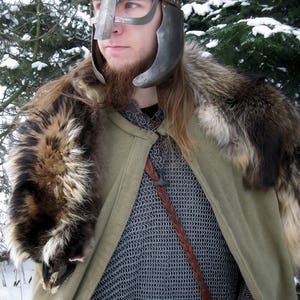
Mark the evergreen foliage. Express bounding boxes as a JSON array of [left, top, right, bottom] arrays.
[[0, 0, 90, 111], [183, 0, 300, 104]]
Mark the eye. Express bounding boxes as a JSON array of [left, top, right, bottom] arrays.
[[125, 2, 139, 9]]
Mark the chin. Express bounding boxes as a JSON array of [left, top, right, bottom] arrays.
[[108, 61, 136, 72]]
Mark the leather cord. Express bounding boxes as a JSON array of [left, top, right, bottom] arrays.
[[144, 158, 212, 300]]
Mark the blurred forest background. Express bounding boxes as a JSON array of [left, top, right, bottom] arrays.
[[0, 0, 299, 268]]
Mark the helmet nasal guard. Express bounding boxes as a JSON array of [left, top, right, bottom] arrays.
[[91, 0, 184, 88]]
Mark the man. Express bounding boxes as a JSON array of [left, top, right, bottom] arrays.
[[6, 0, 300, 299]]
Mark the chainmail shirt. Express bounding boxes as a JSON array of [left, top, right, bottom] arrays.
[[92, 101, 252, 299]]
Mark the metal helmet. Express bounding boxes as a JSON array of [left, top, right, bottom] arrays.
[[91, 0, 184, 88]]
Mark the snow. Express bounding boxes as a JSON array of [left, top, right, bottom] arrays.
[[31, 61, 48, 71], [62, 47, 84, 55], [181, 4, 193, 20], [4, 0, 54, 3], [8, 5, 19, 12], [216, 24, 227, 29], [76, 10, 90, 24], [81, 46, 90, 58], [239, 17, 300, 40], [210, 0, 225, 7], [200, 51, 213, 58], [223, 0, 240, 8], [186, 30, 206, 37], [182, 1, 300, 41], [252, 25, 273, 38], [0, 260, 33, 300], [246, 17, 281, 27], [262, 6, 274, 12], [21, 34, 31, 41], [0, 86, 6, 99], [277, 67, 288, 73], [192, 2, 212, 16], [182, 0, 250, 19], [0, 55, 19, 70], [206, 39, 219, 48]]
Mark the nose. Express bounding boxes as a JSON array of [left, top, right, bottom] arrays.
[[111, 21, 123, 35]]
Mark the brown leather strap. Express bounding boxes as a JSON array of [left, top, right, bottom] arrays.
[[144, 158, 212, 300]]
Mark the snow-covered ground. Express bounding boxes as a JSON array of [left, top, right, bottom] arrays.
[[0, 260, 33, 300]]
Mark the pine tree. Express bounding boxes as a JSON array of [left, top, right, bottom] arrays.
[[0, 0, 90, 113], [183, 0, 300, 104]]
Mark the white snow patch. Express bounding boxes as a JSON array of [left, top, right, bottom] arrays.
[[261, 6, 274, 12], [0, 55, 19, 69], [76, 10, 90, 24], [186, 30, 206, 37], [277, 67, 287, 73], [82, 46, 90, 58], [9, 46, 20, 56], [200, 51, 213, 58], [8, 5, 19, 12], [62, 47, 82, 55], [32, 61, 48, 71], [193, 2, 212, 16], [252, 25, 273, 38], [216, 24, 227, 29], [239, 17, 300, 39], [0, 85, 6, 99], [223, 0, 239, 8], [206, 39, 219, 48], [209, 0, 224, 7], [0, 260, 34, 300], [211, 14, 221, 21], [182, 0, 250, 19], [21, 34, 31, 41], [3, 0, 32, 4], [181, 4, 193, 19], [208, 8, 222, 16], [246, 17, 281, 27], [61, 46, 90, 58]]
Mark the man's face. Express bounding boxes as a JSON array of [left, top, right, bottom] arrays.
[[93, 0, 162, 71]]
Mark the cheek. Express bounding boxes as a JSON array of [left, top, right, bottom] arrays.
[[141, 8, 161, 53], [97, 40, 104, 54], [137, 25, 158, 53], [145, 32, 158, 57], [97, 40, 108, 60]]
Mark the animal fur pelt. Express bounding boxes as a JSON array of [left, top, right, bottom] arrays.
[[6, 95, 104, 293], [184, 43, 300, 269], [6, 42, 300, 294]]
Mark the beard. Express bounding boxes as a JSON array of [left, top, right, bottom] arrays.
[[103, 51, 156, 111]]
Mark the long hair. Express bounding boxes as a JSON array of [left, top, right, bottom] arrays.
[[24, 55, 195, 158], [157, 61, 196, 159]]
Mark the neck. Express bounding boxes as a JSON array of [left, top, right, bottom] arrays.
[[131, 86, 158, 108]]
